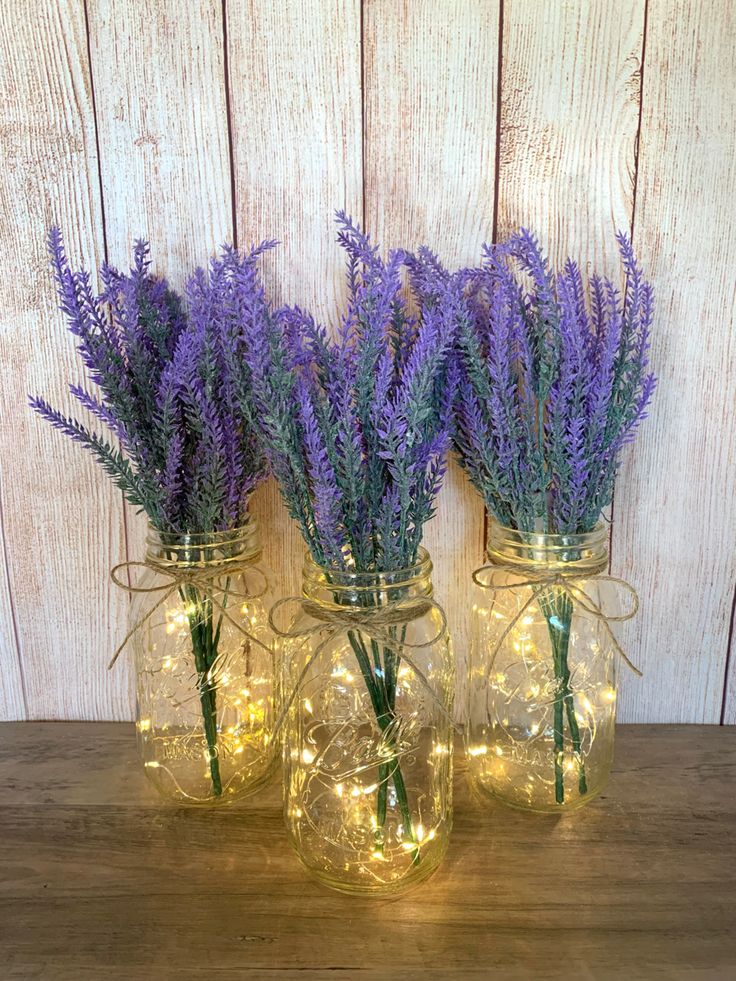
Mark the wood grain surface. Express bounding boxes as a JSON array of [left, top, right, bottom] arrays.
[[497, 0, 644, 268], [0, 0, 130, 720], [87, 0, 236, 596], [0, 722, 734, 980], [611, 0, 736, 724]]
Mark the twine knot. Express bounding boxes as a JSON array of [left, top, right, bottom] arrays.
[[268, 594, 458, 736], [108, 558, 272, 669], [471, 562, 642, 678]]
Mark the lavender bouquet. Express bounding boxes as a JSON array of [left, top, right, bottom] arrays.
[[30, 229, 272, 796], [243, 213, 458, 853], [450, 229, 656, 804]]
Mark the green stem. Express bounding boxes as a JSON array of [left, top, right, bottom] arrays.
[[370, 635, 390, 837], [375, 622, 407, 840], [541, 589, 587, 804], [185, 584, 222, 798], [557, 595, 588, 796], [345, 629, 419, 865], [552, 643, 565, 804]]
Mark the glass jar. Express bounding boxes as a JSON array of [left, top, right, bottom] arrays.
[[280, 549, 454, 895], [467, 520, 624, 812], [132, 519, 277, 805]]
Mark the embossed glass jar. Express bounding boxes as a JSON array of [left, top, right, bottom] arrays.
[[280, 550, 454, 895], [467, 520, 625, 812], [132, 519, 277, 805]]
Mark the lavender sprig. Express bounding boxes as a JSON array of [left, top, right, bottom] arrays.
[[242, 214, 458, 859], [30, 228, 272, 535], [241, 212, 459, 573], [450, 229, 656, 535]]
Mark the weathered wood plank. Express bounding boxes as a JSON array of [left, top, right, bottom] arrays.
[[88, 0, 235, 670], [0, 0, 128, 720], [613, 0, 736, 723], [89, 0, 233, 288], [0, 487, 24, 719], [0, 723, 734, 980], [497, 0, 644, 268], [225, 0, 363, 598], [363, 0, 498, 697], [497, 0, 648, 719]]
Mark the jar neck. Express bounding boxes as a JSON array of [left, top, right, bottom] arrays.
[[302, 550, 434, 609], [145, 518, 261, 569], [486, 519, 609, 575]]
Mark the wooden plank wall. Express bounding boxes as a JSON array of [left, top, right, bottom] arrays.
[[0, 0, 733, 724]]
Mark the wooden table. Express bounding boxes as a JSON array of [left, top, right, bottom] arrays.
[[0, 724, 734, 980]]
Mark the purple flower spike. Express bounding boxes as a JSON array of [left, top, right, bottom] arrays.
[[30, 228, 272, 535], [241, 213, 459, 572], [446, 229, 656, 534]]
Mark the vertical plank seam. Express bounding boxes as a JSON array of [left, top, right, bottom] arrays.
[[629, 0, 650, 246], [485, 0, 504, 559], [608, 0, 649, 574], [83, 0, 133, 599], [221, 0, 239, 248], [0, 473, 28, 717], [360, 0, 366, 228], [82, 0, 109, 262], [491, 0, 504, 246], [720, 587, 736, 724]]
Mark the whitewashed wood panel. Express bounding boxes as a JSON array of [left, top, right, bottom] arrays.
[[226, 0, 363, 600], [363, 0, 498, 709], [88, 0, 235, 665], [498, 0, 644, 268], [0, 498, 23, 718], [0, 0, 129, 719], [615, 0, 736, 723]]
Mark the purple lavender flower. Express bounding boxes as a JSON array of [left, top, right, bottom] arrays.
[[30, 228, 272, 534], [445, 229, 656, 534], [243, 212, 460, 572]]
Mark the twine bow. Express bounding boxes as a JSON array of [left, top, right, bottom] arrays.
[[268, 594, 459, 736], [472, 563, 642, 679], [109, 558, 273, 669]]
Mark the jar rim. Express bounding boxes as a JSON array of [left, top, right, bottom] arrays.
[[145, 518, 261, 567], [146, 518, 258, 550], [487, 518, 609, 548], [303, 547, 433, 588], [486, 518, 609, 572]]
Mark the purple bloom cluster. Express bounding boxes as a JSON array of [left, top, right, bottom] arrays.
[[451, 229, 656, 534], [30, 229, 272, 534], [242, 213, 460, 572]]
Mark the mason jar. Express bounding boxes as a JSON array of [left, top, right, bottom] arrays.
[[132, 518, 277, 805], [279, 549, 454, 894], [467, 520, 626, 812]]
